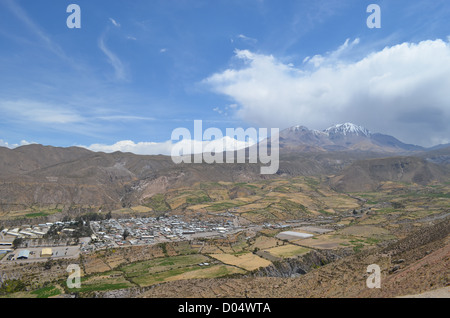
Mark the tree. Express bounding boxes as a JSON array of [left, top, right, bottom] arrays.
[[0, 279, 26, 295], [12, 237, 23, 248], [44, 259, 52, 270]]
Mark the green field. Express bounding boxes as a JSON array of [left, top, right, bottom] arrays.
[[75, 271, 134, 293], [25, 212, 49, 218], [121, 254, 210, 278], [265, 245, 310, 258], [119, 254, 243, 287], [30, 285, 61, 298]]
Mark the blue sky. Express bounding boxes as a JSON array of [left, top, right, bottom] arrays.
[[1, 0, 450, 153]]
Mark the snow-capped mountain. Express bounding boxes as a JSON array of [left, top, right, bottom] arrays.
[[324, 123, 371, 137], [279, 123, 424, 153]]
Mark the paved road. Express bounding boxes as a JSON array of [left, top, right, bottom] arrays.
[[0, 245, 80, 264]]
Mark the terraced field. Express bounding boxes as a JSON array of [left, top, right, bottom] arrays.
[[209, 252, 272, 271], [76, 271, 134, 293], [1, 178, 449, 298], [264, 244, 310, 258], [140, 177, 363, 223]]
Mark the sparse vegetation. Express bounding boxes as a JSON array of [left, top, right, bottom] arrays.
[[144, 194, 170, 212], [0, 279, 26, 295]]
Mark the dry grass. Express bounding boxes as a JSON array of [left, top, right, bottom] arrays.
[[265, 244, 310, 258], [210, 252, 272, 271], [298, 234, 351, 250], [83, 257, 111, 275], [249, 236, 280, 250], [130, 205, 152, 213], [337, 225, 389, 237], [200, 244, 224, 254], [167, 265, 245, 281]]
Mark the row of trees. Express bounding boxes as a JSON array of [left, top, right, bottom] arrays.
[[62, 211, 112, 223]]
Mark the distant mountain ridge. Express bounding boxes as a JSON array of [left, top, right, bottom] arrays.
[[279, 122, 425, 153], [0, 123, 449, 214]]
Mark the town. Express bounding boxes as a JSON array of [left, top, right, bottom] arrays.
[[0, 214, 241, 262], [0, 210, 339, 264], [86, 215, 238, 250]]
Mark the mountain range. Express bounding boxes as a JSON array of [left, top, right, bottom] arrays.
[[0, 123, 449, 214], [278, 122, 439, 153]]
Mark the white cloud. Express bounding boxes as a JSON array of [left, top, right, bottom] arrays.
[[213, 107, 223, 114], [98, 35, 128, 81], [83, 136, 256, 156], [3, 0, 68, 61], [96, 115, 155, 121], [109, 18, 121, 27], [0, 99, 84, 124], [204, 38, 450, 146], [0, 99, 157, 139], [236, 34, 257, 44], [303, 38, 360, 68], [0, 139, 34, 149], [86, 140, 173, 155]]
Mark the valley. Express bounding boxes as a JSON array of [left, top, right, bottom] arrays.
[[0, 124, 449, 298], [0, 176, 449, 298]]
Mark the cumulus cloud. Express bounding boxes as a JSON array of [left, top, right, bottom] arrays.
[[83, 136, 256, 156], [86, 140, 174, 155], [0, 139, 34, 149], [203, 38, 450, 146], [304, 38, 360, 67]]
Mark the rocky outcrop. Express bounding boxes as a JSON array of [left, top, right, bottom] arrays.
[[251, 249, 352, 278]]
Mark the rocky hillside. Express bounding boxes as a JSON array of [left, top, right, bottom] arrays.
[[329, 156, 450, 192], [0, 141, 449, 213]]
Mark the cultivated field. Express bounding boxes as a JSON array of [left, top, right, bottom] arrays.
[[209, 252, 272, 271], [265, 244, 310, 258]]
